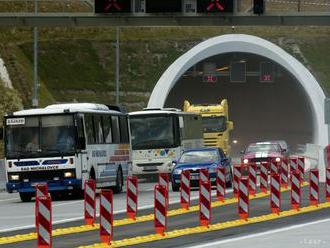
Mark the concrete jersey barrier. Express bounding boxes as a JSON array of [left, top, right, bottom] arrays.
[[0, 159, 5, 191]]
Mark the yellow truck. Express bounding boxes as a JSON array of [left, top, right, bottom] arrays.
[[183, 99, 234, 155]]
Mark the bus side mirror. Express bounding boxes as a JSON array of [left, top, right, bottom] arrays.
[[77, 137, 86, 150], [227, 121, 234, 131], [0, 127, 3, 140]]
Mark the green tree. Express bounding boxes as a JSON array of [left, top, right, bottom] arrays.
[[0, 81, 23, 158]]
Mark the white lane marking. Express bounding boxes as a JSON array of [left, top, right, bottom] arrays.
[[53, 200, 82, 207], [0, 197, 20, 202], [0, 188, 234, 233], [187, 218, 330, 248]]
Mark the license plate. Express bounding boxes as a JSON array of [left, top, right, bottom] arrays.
[[191, 175, 199, 180]]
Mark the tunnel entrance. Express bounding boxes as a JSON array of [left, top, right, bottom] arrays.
[[148, 34, 327, 156], [164, 52, 314, 156]]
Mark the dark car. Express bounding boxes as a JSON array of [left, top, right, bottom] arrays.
[[171, 148, 232, 191]]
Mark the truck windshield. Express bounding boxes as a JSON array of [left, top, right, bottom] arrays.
[[5, 115, 76, 159], [130, 115, 176, 150], [202, 116, 226, 132]]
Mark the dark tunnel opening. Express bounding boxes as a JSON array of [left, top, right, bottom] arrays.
[[164, 52, 314, 157]]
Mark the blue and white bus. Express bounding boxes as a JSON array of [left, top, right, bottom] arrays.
[[3, 103, 131, 202]]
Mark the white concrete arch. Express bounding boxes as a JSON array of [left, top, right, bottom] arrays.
[[147, 34, 327, 147]]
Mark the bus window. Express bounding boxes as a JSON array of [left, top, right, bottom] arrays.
[[102, 116, 112, 143], [111, 116, 120, 143], [76, 114, 86, 150], [94, 115, 104, 144], [85, 115, 95, 144], [41, 115, 75, 152], [119, 116, 129, 143]]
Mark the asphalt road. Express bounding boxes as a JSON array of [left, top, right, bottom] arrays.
[[1, 184, 328, 248], [0, 181, 225, 233]]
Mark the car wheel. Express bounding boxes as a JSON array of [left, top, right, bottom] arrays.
[[19, 192, 33, 202], [113, 167, 123, 194], [226, 167, 233, 188], [172, 182, 180, 192]]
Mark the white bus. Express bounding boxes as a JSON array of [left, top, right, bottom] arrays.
[[3, 103, 131, 202], [129, 108, 204, 175]]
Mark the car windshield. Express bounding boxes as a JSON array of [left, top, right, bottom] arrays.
[[179, 150, 219, 164], [246, 144, 280, 153], [5, 115, 76, 159], [130, 115, 176, 150], [202, 116, 226, 132]]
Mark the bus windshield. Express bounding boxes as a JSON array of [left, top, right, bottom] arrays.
[[130, 115, 176, 150], [5, 115, 76, 159], [202, 116, 226, 132]]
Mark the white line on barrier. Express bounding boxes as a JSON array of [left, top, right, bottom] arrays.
[[187, 218, 330, 248], [0, 197, 20, 202]]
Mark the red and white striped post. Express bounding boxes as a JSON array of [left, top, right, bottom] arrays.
[[36, 195, 52, 248], [180, 170, 191, 210], [327, 167, 330, 202], [297, 156, 305, 183], [233, 164, 242, 197], [126, 176, 138, 220], [154, 184, 167, 235], [260, 162, 269, 193], [100, 189, 113, 244], [270, 160, 279, 174], [280, 159, 289, 189], [270, 173, 281, 214], [238, 177, 249, 220], [248, 163, 257, 196], [84, 179, 96, 225], [216, 167, 226, 202], [309, 169, 319, 206], [199, 180, 211, 227], [289, 157, 298, 173], [159, 173, 169, 207], [35, 183, 49, 229], [291, 170, 301, 210], [199, 168, 209, 183]]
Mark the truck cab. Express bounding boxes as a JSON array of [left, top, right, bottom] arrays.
[[183, 99, 234, 155]]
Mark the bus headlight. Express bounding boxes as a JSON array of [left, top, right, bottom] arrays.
[[64, 172, 74, 178], [275, 157, 281, 162], [243, 159, 249, 164], [10, 174, 20, 181]]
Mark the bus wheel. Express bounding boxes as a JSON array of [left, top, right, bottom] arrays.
[[19, 192, 33, 202], [113, 167, 123, 193]]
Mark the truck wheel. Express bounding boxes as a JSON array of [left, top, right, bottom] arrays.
[[113, 167, 123, 194], [19, 192, 33, 202]]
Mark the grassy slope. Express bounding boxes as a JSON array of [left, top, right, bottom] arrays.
[[0, 27, 330, 111]]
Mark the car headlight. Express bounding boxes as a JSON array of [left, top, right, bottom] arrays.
[[173, 168, 182, 175], [275, 157, 281, 162], [10, 174, 20, 181], [243, 159, 249, 164], [64, 172, 74, 178]]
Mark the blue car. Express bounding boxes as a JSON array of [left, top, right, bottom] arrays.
[[171, 148, 232, 191]]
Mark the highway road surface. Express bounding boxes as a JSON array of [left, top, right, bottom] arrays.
[[0, 182, 329, 248]]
